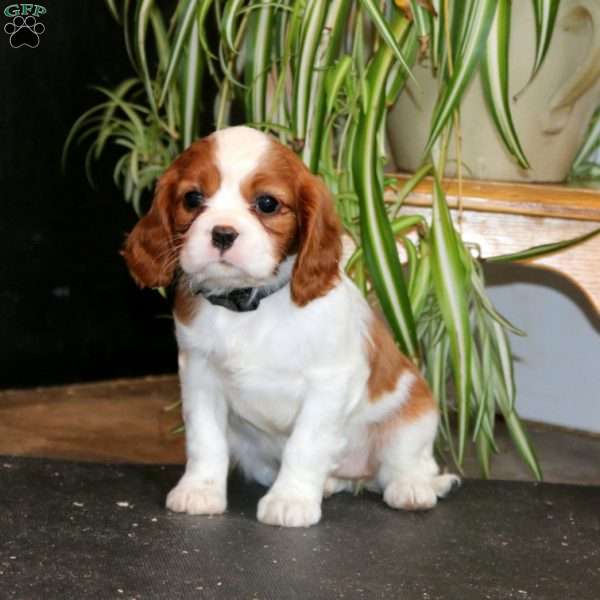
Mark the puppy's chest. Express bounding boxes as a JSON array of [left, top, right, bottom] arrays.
[[202, 315, 308, 433]]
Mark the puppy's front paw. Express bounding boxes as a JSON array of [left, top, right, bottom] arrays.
[[257, 493, 321, 527], [166, 481, 226, 516]]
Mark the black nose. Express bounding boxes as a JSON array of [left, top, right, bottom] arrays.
[[211, 225, 239, 251]]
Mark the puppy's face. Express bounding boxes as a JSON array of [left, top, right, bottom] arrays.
[[123, 126, 342, 305]]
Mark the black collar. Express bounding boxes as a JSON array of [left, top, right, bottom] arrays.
[[192, 280, 288, 312]]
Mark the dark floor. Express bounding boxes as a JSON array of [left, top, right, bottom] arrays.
[[2, 456, 600, 600], [0, 375, 598, 485]]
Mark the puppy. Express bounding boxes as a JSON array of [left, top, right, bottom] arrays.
[[123, 126, 459, 527]]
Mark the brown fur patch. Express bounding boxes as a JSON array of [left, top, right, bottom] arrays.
[[173, 279, 200, 325], [367, 314, 415, 401], [122, 137, 220, 288], [367, 314, 436, 419], [399, 375, 436, 421]]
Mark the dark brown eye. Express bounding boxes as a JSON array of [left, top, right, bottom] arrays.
[[255, 194, 280, 214], [183, 190, 204, 211]]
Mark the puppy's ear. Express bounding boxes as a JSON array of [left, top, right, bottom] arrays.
[[291, 172, 342, 306], [122, 173, 176, 288]]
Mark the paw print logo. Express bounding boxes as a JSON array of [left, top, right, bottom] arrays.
[[4, 15, 45, 48]]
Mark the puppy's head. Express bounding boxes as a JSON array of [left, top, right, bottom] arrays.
[[122, 126, 342, 306]]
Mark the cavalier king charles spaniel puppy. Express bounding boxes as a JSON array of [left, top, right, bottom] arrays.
[[123, 126, 459, 527]]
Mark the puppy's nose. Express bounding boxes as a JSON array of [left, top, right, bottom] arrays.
[[211, 225, 239, 251]]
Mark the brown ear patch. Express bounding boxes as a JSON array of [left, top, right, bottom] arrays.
[[121, 171, 177, 288], [290, 171, 342, 306], [122, 136, 220, 289]]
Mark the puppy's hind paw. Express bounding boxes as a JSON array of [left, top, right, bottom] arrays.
[[383, 474, 460, 511], [166, 482, 226, 516]]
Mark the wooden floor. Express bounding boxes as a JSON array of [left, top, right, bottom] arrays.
[[1, 375, 599, 485]]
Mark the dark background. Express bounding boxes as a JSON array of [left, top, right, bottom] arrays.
[[0, 2, 179, 388]]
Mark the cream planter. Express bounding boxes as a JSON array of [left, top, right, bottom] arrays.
[[388, 0, 600, 182]]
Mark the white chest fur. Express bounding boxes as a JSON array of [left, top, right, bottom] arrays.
[[175, 276, 371, 437]]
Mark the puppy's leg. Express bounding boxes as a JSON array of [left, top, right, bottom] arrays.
[[257, 368, 361, 528], [377, 409, 460, 511], [323, 477, 354, 498], [166, 351, 229, 516]]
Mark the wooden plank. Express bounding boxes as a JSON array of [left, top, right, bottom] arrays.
[[391, 176, 600, 222], [0, 375, 185, 464]]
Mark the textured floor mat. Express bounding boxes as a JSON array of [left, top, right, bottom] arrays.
[[1, 457, 599, 599]]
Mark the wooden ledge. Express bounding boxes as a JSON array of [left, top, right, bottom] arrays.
[[390, 176, 600, 314], [392, 176, 600, 222]]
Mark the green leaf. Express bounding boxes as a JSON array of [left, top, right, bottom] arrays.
[[423, 0, 497, 157], [170, 423, 186, 435], [430, 173, 472, 464], [502, 409, 543, 481], [475, 430, 492, 478], [571, 106, 600, 175], [105, 0, 121, 22], [123, 0, 137, 71], [197, 0, 216, 62], [222, 0, 247, 51], [302, 0, 352, 172], [531, 0, 560, 81], [481, 0, 529, 169], [345, 215, 425, 272], [487, 227, 600, 263], [325, 55, 353, 117], [409, 239, 432, 318], [181, 19, 203, 147], [93, 85, 146, 139], [410, 0, 432, 56], [389, 163, 433, 217], [96, 80, 143, 160], [357, 0, 415, 84], [385, 27, 418, 106], [488, 315, 516, 412], [353, 13, 420, 362], [293, 0, 329, 143], [245, 3, 274, 125], [471, 262, 525, 336], [150, 6, 170, 73], [135, 0, 159, 116], [158, 0, 201, 107], [62, 103, 110, 170]]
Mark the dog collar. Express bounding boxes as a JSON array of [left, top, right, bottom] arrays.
[[193, 280, 288, 312]]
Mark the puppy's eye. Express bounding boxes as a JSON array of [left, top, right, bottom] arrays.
[[255, 194, 280, 215], [183, 190, 205, 211]]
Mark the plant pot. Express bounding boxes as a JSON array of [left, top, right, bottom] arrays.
[[387, 0, 600, 182]]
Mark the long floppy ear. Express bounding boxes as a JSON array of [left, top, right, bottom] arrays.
[[291, 172, 342, 306], [121, 174, 176, 288]]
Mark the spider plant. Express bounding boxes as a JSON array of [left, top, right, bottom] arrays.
[[570, 105, 600, 182], [65, 0, 600, 480]]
